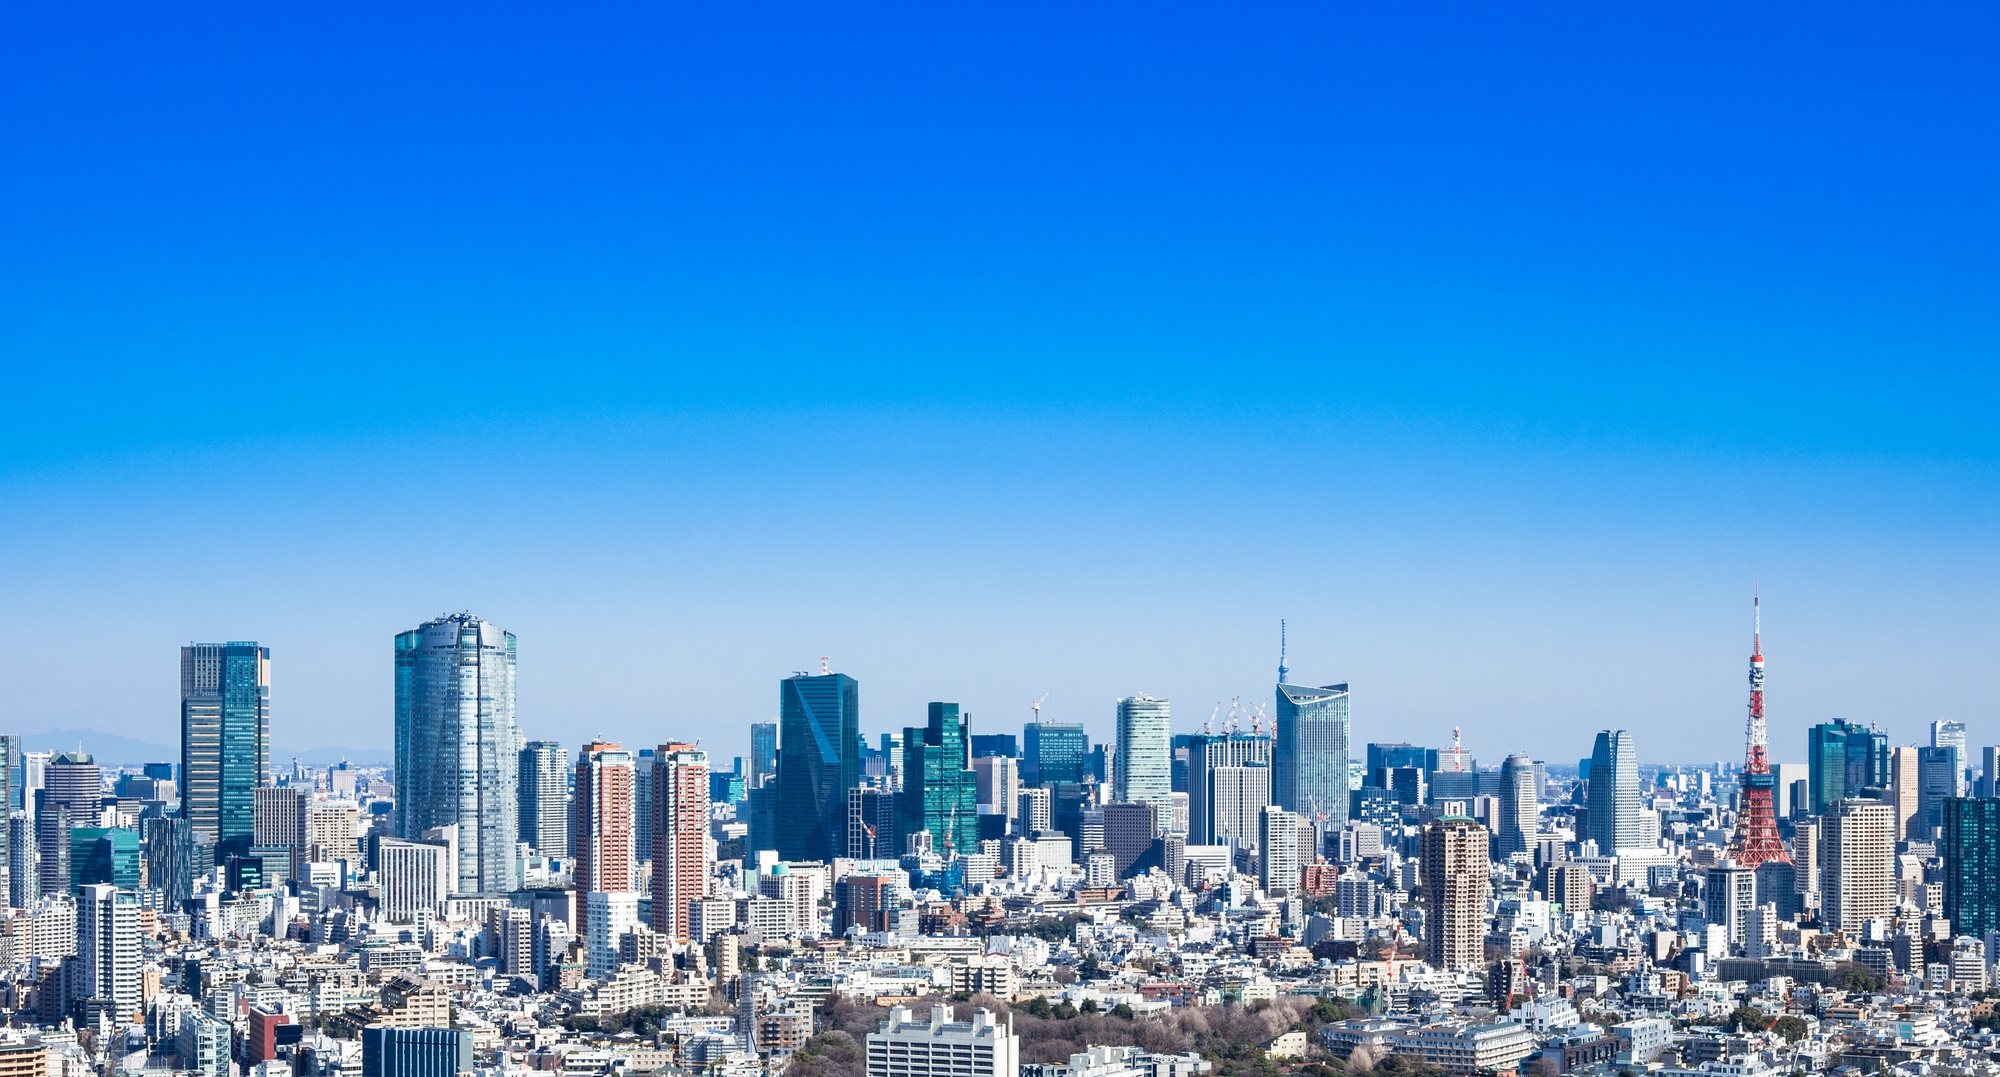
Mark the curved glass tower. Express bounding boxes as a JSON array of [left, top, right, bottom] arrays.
[[1275, 682, 1350, 832], [395, 613, 520, 895]]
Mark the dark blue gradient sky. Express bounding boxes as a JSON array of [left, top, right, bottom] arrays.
[[2, 3, 1996, 765]]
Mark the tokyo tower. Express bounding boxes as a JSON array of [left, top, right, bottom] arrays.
[[1728, 593, 1790, 867]]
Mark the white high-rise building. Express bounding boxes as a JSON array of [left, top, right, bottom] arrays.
[[1114, 696, 1172, 810], [1933, 720, 1968, 796], [78, 884, 141, 1021], [378, 826, 456, 923], [1258, 805, 1307, 896], [1823, 799, 1895, 932], [519, 740, 571, 858], [867, 1005, 1019, 1077], [586, 890, 641, 979], [1207, 764, 1272, 856]]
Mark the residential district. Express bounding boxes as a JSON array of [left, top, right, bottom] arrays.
[[2, 611, 1998, 1077]]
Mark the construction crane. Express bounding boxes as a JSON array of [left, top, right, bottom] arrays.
[[1203, 703, 1220, 735], [1030, 691, 1051, 722]]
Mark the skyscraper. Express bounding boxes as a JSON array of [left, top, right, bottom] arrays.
[[43, 752, 100, 821], [1114, 696, 1172, 810], [180, 642, 271, 855], [518, 741, 570, 859], [1258, 805, 1308, 895], [1497, 754, 1537, 858], [1932, 720, 1968, 795], [1022, 721, 1087, 786], [78, 883, 141, 1021], [1808, 719, 1889, 816], [900, 703, 978, 857], [1916, 746, 1958, 836], [0, 734, 14, 889], [394, 614, 520, 894], [651, 743, 710, 941], [776, 670, 859, 862], [1821, 798, 1894, 932], [1422, 815, 1491, 970], [571, 741, 635, 939], [750, 721, 778, 788], [1275, 682, 1350, 833], [1942, 797, 2000, 939], [1888, 746, 1921, 841], [1586, 731, 1640, 854]]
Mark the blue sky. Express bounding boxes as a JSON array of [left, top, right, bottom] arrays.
[[2, 2, 1996, 767]]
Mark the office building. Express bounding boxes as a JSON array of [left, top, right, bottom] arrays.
[[1197, 763, 1271, 854], [1423, 816, 1492, 970], [1888, 747, 1921, 840], [571, 741, 635, 940], [750, 722, 778, 789], [9, 813, 36, 908], [1259, 805, 1308, 895], [1100, 801, 1158, 879], [78, 884, 141, 1021], [866, 1005, 1019, 1077], [1114, 696, 1172, 810], [1016, 788, 1051, 834], [1933, 720, 1968, 794], [1586, 731, 1640, 854], [776, 671, 860, 862], [1275, 682, 1350, 832], [41, 753, 100, 822], [973, 755, 1018, 823], [1497, 753, 1537, 858], [1919, 746, 1959, 834], [378, 827, 456, 923], [362, 1027, 472, 1077], [847, 783, 900, 860], [180, 642, 271, 852], [1808, 719, 1889, 816], [518, 741, 569, 858], [34, 801, 70, 899], [970, 734, 1018, 759], [179, 1010, 232, 1077], [1703, 862, 1756, 944], [1983, 746, 1999, 799], [1822, 799, 1894, 932], [652, 742, 710, 941], [835, 872, 910, 936], [1022, 721, 1088, 787], [1943, 797, 2000, 938], [252, 786, 308, 878], [901, 703, 978, 857], [394, 614, 520, 894]]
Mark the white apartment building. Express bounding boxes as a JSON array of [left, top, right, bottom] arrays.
[[867, 1005, 1019, 1077]]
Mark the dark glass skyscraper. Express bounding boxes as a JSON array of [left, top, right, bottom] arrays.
[[1587, 730, 1640, 853], [1808, 719, 1890, 816], [901, 703, 978, 857], [180, 642, 270, 852], [1942, 797, 2000, 939], [750, 722, 778, 788], [395, 614, 520, 895], [1275, 682, 1350, 831], [1022, 722, 1088, 786], [775, 671, 859, 862]]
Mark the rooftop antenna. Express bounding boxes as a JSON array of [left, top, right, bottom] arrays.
[[1030, 691, 1051, 723], [1278, 619, 1289, 685], [820, 655, 830, 676]]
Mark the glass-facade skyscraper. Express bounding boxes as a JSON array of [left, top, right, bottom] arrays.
[[901, 702, 978, 857], [518, 741, 569, 859], [395, 614, 520, 895], [1808, 719, 1890, 816], [1114, 696, 1172, 810], [1942, 796, 2000, 939], [750, 721, 778, 789], [775, 671, 859, 862], [180, 642, 270, 854], [1586, 730, 1640, 853], [1275, 682, 1350, 831], [1023, 722, 1088, 786]]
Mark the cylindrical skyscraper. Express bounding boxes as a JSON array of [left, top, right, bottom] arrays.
[[1497, 754, 1537, 858], [394, 613, 521, 895], [1114, 696, 1172, 811]]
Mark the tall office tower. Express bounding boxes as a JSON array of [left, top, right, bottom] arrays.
[[848, 783, 900, 859], [1933, 720, 1968, 795], [78, 883, 141, 1020], [1983, 746, 2000, 799], [1422, 815, 1492, 970], [630, 747, 658, 875], [1017, 788, 1051, 834], [43, 753, 102, 821], [750, 722, 778, 789], [1185, 729, 1274, 844], [518, 741, 570, 858], [180, 643, 271, 855], [1791, 817, 1822, 904], [394, 614, 520, 895], [1496, 754, 1537, 858], [570, 741, 635, 939], [252, 787, 309, 877], [1275, 682, 1351, 833], [1942, 797, 2000, 939], [378, 827, 457, 922], [1198, 763, 1271, 853], [1586, 731, 1640, 854], [21, 751, 48, 810], [1821, 798, 1895, 932], [776, 670, 859, 862], [1727, 599, 1789, 868], [900, 703, 978, 857], [1114, 696, 1172, 810], [1099, 801, 1158, 879], [1704, 862, 1756, 944], [8, 813, 35, 907], [1918, 747, 1959, 835], [1022, 721, 1088, 787], [972, 756, 1019, 823], [651, 743, 710, 941], [1258, 805, 1307, 895], [1808, 719, 1890, 816], [1888, 747, 1922, 840]]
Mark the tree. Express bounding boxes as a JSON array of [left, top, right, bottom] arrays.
[[1112, 1003, 1135, 1021], [1728, 1007, 1772, 1033], [1833, 963, 1885, 993], [1772, 1016, 1809, 1043]]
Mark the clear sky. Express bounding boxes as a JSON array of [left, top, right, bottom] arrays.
[[2, 3, 1996, 768]]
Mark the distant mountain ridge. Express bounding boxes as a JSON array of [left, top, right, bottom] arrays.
[[20, 728, 390, 768]]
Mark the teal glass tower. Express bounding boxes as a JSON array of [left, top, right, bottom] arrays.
[[395, 614, 520, 895], [1023, 722, 1088, 786], [775, 670, 859, 862], [1275, 682, 1350, 831], [1114, 696, 1173, 810], [1942, 797, 2000, 938], [1808, 719, 1890, 816], [901, 702, 978, 857], [180, 642, 270, 854]]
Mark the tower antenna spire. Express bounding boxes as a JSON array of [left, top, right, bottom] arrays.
[[1728, 587, 1788, 867], [1278, 619, 1289, 685]]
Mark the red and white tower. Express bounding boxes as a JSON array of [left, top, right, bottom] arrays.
[[1728, 594, 1790, 867]]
